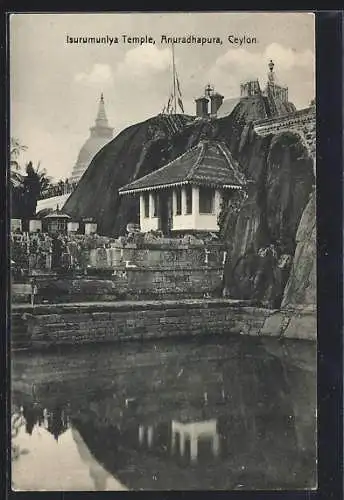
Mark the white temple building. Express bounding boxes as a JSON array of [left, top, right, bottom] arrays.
[[119, 140, 247, 235]]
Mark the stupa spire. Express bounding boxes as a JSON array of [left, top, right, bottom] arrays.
[[70, 93, 114, 183], [95, 92, 109, 127]]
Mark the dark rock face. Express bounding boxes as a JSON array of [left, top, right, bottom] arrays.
[[222, 132, 314, 308], [281, 190, 316, 308], [64, 97, 315, 308]]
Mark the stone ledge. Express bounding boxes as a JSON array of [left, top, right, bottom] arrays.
[[14, 298, 256, 315], [12, 300, 316, 348]]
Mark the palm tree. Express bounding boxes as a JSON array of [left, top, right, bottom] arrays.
[[34, 161, 52, 198], [10, 138, 27, 218], [10, 139, 53, 219], [10, 137, 26, 188]]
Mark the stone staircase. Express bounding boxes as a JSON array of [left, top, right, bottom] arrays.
[[11, 311, 30, 349]]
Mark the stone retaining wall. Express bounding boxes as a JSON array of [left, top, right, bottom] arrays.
[[12, 267, 224, 304], [88, 245, 225, 269], [12, 300, 316, 349]]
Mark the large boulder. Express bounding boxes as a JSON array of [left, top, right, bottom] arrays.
[[63, 96, 272, 237], [223, 131, 314, 308], [281, 190, 316, 308]]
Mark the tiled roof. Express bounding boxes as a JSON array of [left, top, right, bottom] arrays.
[[119, 140, 247, 194]]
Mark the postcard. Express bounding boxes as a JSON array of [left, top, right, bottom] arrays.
[[10, 11, 316, 491]]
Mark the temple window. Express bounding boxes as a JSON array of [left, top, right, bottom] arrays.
[[199, 187, 215, 214], [144, 193, 149, 218], [186, 185, 193, 214], [175, 188, 182, 215]]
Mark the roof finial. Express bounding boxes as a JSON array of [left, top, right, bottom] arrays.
[[268, 59, 275, 84], [205, 83, 214, 98]]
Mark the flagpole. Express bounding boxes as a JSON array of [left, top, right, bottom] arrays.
[[172, 42, 177, 114]]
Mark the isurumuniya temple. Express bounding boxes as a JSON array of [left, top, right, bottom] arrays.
[[31, 60, 315, 239], [119, 140, 247, 234]]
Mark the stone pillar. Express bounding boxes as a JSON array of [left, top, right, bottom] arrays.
[[46, 251, 52, 270], [149, 193, 155, 218], [181, 187, 187, 215], [29, 219, 42, 233], [147, 426, 153, 448], [180, 433, 186, 457], [67, 221, 79, 233], [192, 186, 199, 216], [11, 218, 22, 232], [214, 190, 222, 216], [138, 425, 144, 445], [204, 249, 210, 265], [172, 190, 177, 215], [171, 429, 176, 454], [212, 434, 220, 457], [190, 435, 198, 462], [139, 195, 145, 224], [85, 223, 97, 235]]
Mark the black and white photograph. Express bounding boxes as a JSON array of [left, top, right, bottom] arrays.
[[10, 12, 316, 491]]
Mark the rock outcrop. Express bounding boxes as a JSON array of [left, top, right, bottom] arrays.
[[221, 128, 314, 308], [281, 190, 316, 309]]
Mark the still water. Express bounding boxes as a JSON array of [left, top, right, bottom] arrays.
[[11, 335, 317, 491]]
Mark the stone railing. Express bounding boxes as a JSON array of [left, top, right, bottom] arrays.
[[38, 182, 77, 200], [253, 106, 316, 160], [253, 107, 315, 132], [11, 231, 227, 279]]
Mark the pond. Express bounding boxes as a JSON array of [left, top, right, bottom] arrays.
[[11, 334, 317, 491]]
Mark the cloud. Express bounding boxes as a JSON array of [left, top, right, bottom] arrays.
[[110, 44, 172, 118], [264, 43, 314, 70], [74, 64, 114, 86], [207, 42, 315, 107], [116, 45, 171, 79]]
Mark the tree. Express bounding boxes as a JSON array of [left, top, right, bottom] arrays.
[[34, 161, 52, 198], [10, 138, 53, 219], [10, 137, 27, 168], [10, 138, 26, 217], [22, 161, 52, 217], [10, 138, 26, 189]]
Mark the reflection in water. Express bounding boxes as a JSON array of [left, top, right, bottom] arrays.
[[11, 419, 128, 491], [171, 419, 220, 462], [21, 405, 69, 440], [12, 335, 316, 490]]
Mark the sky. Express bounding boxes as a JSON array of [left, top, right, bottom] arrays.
[[10, 12, 315, 182]]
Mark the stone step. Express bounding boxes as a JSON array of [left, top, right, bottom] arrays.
[[10, 313, 30, 348]]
